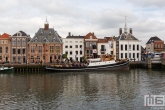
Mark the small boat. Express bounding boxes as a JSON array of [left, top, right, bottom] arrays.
[[45, 58, 129, 72], [0, 66, 14, 72]]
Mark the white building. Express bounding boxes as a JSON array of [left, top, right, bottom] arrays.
[[116, 17, 141, 61], [63, 33, 84, 62], [97, 37, 116, 59]]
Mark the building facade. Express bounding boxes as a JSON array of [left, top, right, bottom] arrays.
[[116, 18, 141, 61], [10, 31, 30, 63], [84, 32, 98, 59], [28, 19, 63, 63], [0, 33, 11, 63], [146, 36, 164, 52], [63, 32, 84, 62]]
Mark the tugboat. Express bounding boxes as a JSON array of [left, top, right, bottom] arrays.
[[45, 55, 129, 72]]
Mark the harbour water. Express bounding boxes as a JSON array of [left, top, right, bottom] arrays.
[[0, 69, 165, 110]]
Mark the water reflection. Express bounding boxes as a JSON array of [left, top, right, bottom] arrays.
[[0, 69, 165, 110]]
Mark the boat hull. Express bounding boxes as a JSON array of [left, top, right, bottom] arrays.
[[0, 67, 14, 73], [45, 60, 129, 72]]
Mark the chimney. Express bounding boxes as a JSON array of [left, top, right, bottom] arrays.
[[68, 32, 71, 36], [130, 28, 132, 34], [44, 23, 49, 30], [119, 28, 122, 35]]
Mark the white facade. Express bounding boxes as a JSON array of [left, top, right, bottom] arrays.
[[97, 40, 116, 59], [63, 38, 84, 62], [119, 40, 141, 61]]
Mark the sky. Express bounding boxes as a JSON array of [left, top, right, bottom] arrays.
[[0, 0, 165, 47]]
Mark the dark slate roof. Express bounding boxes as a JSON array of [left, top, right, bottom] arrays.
[[13, 31, 28, 36], [146, 36, 162, 44], [141, 46, 145, 52], [66, 36, 84, 38], [29, 28, 62, 43], [118, 33, 139, 40]]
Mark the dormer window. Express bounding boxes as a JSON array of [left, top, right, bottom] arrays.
[[17, 33, 21, 36], [35, 37, 38, 42]]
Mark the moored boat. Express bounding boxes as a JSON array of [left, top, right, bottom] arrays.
[[0, 66, 14, 72], [45, 58, 129, 72]]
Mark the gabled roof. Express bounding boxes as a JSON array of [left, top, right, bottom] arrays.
[[29, 28, 62, 43], [118, 33, 138, 40], [66, 36, 84, 38], [0, 33, 10, 38], [98, 39, 108, 43], [146, 36, 162, 44], [13, 31, 28, 36]]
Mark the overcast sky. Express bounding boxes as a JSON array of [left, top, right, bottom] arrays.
[[0, 0, 165, 47]]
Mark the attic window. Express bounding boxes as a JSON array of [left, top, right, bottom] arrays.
[[17, 33, 21, 36], [35, 37, 38, 42]]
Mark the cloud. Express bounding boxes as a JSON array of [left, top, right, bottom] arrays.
[[125, 0, 165, 7], [0, 0, 165, 46]]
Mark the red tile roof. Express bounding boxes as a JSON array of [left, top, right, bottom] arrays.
[[0, 33, 10, 39]]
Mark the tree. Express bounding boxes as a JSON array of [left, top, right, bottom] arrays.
[[62, 54, 67, 59]]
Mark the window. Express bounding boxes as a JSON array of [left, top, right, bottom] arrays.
[[70, 41, 72, 43], [129, 53, 131, 58], [90, 50, 92, 54], [17, 39, 21, 46], [13, 49, 16, 54], [0, 56, 2, 60], [121, 45, 123, 50], [121, 53, 123, 58], [125, 45, 127, 50], [31, 46, 35, 53], [12, 39, 16, 46], [125, 53, 127, 58], [5, 47, 8, 53], [158, 44, 160, 48], [65, 45, 68, 48], [0, 47, 2, 53], [65, 41, 68, 43], [70, 46, 72, 48], [18, 49, 21, 54], [155, 44, 157, 48], [80, 41, 82, 43], [70, 51, 72, 55], [87, 50, 89, 54], [75, 41, 78, 43], [80, 51, 82, 55], [18, 56, 20, 62], [22, 49, 25, 54], [13, 56, 16, 62], [133, 53, 135, 58], [133, 45, 135, 50], [76, 51, 78, 55], [129, 44, 131, 50], [22, 39, 26, 46], [137, 53, 139, 59], [137, 45, 139, 50], [50, 46, 54, 53], [38, 46, 42, 53], [75, 45, 78, 48], [56, 46, 60, 52], [86, 42, 90, 47], [65, 51, 68, 55], [161, 44, 163, 48]]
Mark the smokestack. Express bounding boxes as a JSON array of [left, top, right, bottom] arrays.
[[68, 32, 71, 36], [119, 28, 122, 35], [130, 28, 132, 34]]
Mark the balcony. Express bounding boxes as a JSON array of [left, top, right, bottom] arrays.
[[100, 49, 106, 52]]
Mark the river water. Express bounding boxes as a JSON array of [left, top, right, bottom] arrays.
[[0, 69, 165, 110]]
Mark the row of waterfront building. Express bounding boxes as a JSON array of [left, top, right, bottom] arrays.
[[0, 18, 164, 64]]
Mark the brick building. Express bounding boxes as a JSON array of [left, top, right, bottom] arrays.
[[0, 33, 11, 63], [28, 19, 63, 63]]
